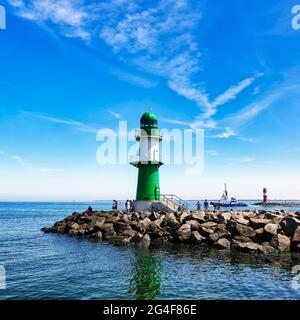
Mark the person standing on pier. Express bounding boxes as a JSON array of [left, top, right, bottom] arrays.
[[125, 200, 131, 213], [204, 199, 209, 211], [112, 200, 118, 211], [196, 201, 201, 211]]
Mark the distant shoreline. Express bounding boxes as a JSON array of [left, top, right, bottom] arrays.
[[253, 201, 300, 207]]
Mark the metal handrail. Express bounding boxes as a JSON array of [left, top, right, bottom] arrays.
[[160, 194, 190, 210], [160, 195, 176, 211]]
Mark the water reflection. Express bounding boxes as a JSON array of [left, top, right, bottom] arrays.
[[150, 242, 295, 270], [126, 241, 297, 299], [129, 247, 162, 300]]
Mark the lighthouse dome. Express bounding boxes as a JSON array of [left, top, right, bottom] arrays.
[[140, 112, 158, 128]]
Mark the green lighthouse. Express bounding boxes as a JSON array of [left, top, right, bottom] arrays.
[[130, 112, 163, 211]]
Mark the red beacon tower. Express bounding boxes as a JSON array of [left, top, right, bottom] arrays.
[[263, 188, 268, 204]]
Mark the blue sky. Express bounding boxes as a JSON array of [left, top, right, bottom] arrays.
[[0, 0, 300, 200]]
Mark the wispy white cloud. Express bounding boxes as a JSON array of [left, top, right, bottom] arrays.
[[112, 70, 157, 88], [163, 72, 262, 129], [162, 118, 192, 126], [0, 150, 25, 163], [162, 117, 217, 129], [223, 91, 281, 128], [205, 78, 300, 141], [107, 109, 120, 119], [239, 137, 255, 143], [213, 127, 236, 139], [7, 0, 262, 132], [21, 111, 98, 133], [252, 85, 261, 96], [203, 73, 263, 119], [0, 148, 66, 173], [11, 155, 25, 162], [7, 0, 92, 40]]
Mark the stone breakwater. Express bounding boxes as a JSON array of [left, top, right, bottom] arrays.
[[42, 209, 300, 256], [253, 201, 300, 207]]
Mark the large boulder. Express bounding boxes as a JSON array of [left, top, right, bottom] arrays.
[[233, 241, 262, 253], [198, 221, 217, 237], [41, 227, 54, 233], [56, 224, 67, 233], [191, 212, 206, 223], [228, 221, 256, 238], [77, 228, 86, 236], [234, 217, 249, 226], [254, 228, 273, 243], [105, 216, 120, 224], [270, 234, 291, 252], [264, 223, 278, 236], [142, 233, 151, 242], [260, 242, 278, 254], [68, 222, 81, 230], [147, 223, 165, 239], [209, 229, 231, 242], [217, 223, 227, 230], [190, 231, 206, 244], [153, 216, 165, 228], [138, 218, 152, 231], [236, 223, 256, 238], [68, 229, 79, 236], [165, 213, 177, 223], [131, 232, 144, 243], [121, 229, 136, 238], [179, 211, 191, 224], [199, 225, 214, 237], [214, 238, 231, 250], [249, 218, 272, 229], [100, 223, 114, 233], [292, 226, 300, 243], [264, 211, 281, 220], [280, 217, 300, 236], [201, 221, 218, 230], [93, 220, 106, 230], [271, 216, 284, 224], [114, 222, 130, 233], [210, 212, 221, 222], [84, 226, 97, 236], [242, 211, 257, 219], [176, 223, 192, 242], [119, 214, 130, 224], [233, 235, 252, 243], [149, 211, 160, 221], [291, 226, 300, 252], [186, 219, 201, 230], [93, 231, 103, 240], [218, 212, 231, 223]]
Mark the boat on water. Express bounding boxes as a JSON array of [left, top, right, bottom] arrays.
[[210, 184, 248, 208]]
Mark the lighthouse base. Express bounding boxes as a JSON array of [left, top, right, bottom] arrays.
[[132, 200, 161, 212]]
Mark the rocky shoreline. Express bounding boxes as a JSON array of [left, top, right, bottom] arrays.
[[42, 208, 300, 257]]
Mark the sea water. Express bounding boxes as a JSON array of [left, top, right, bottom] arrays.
[[0, 201, 300, 300]]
